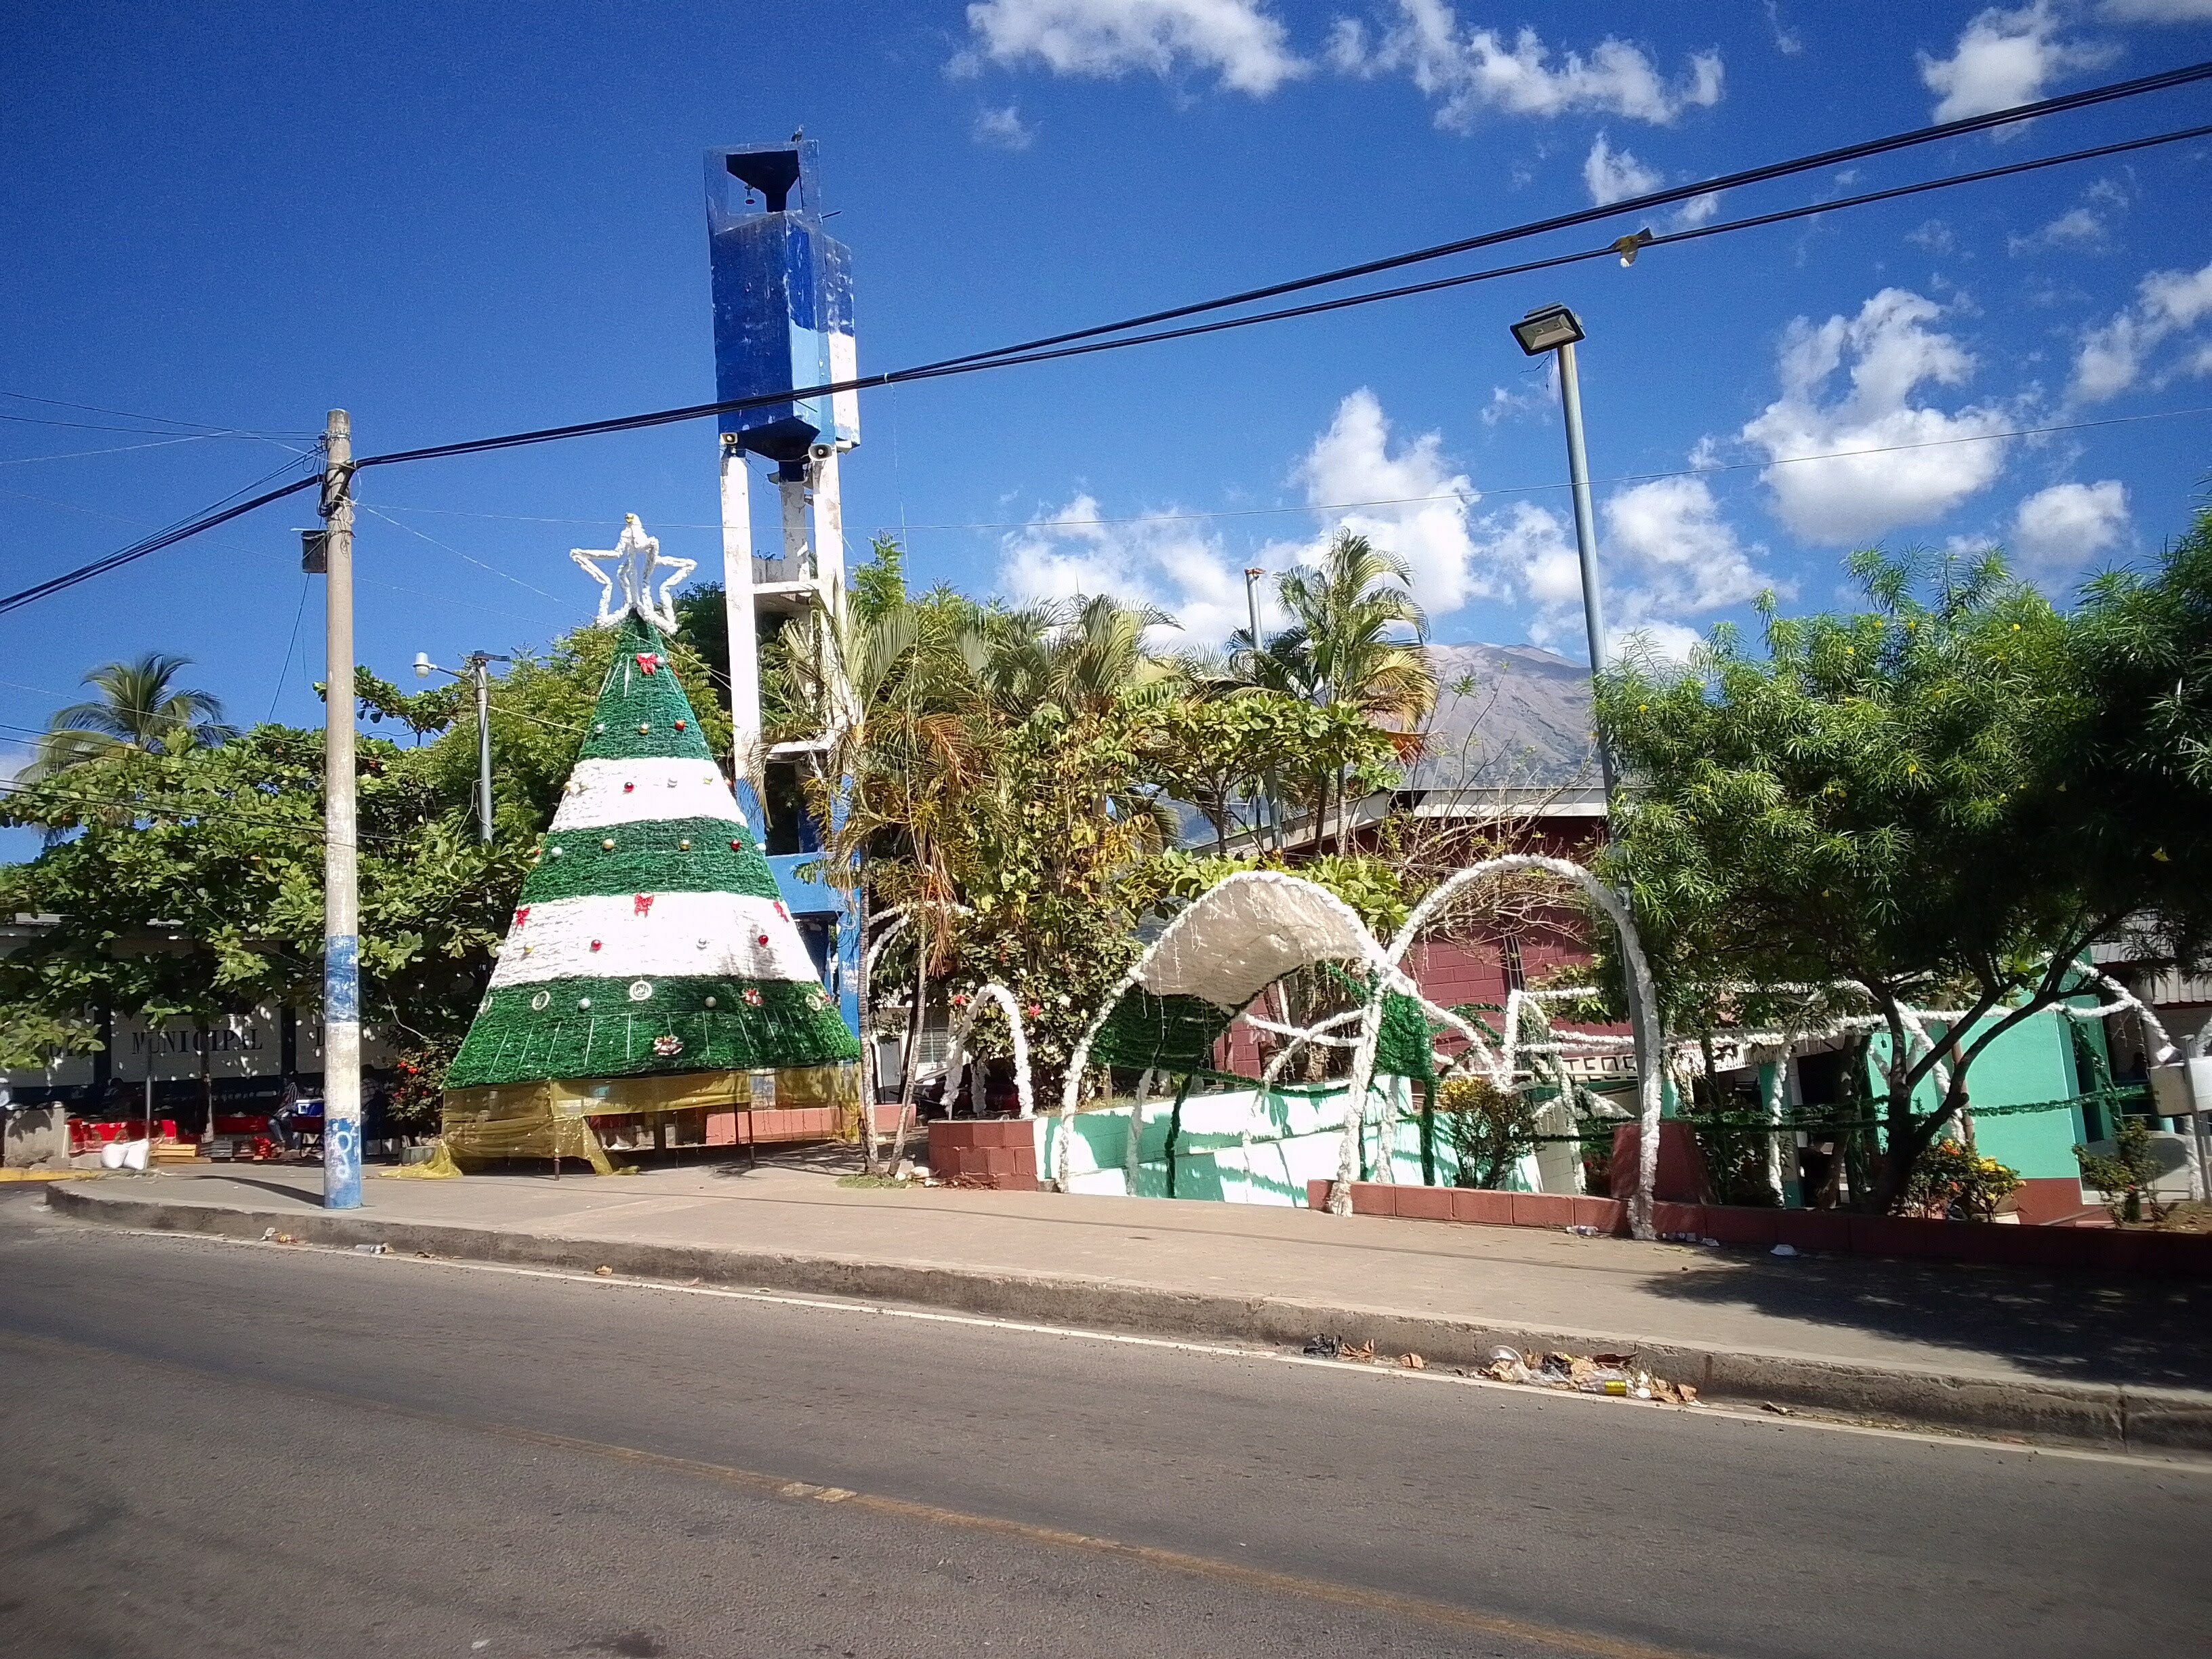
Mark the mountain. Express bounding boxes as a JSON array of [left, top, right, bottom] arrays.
[[1410, 643, 1599, 792]]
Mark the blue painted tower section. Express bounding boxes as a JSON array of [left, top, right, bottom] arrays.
[[705, 140, 865, 1045], [705, 144, 859, 465]]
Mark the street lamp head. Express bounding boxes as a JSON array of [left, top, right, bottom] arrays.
[[413, 652, 432, 680], [1511, 303, 1585, 356]]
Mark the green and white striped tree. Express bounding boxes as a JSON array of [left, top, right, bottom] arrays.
[[445, 517, 857, 1092]]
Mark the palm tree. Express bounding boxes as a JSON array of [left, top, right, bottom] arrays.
[[973, 592, 1181, 722], [26, 653, 237, 781], [1234, 532, 1434, 855]]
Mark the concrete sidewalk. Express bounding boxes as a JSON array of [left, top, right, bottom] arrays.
[[49, 1160, 2212, 1451]]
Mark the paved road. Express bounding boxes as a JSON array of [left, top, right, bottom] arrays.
[[1, 1187, 2203, 1659]]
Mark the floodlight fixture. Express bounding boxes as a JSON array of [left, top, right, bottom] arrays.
[[1510, 303, 1585, 356]]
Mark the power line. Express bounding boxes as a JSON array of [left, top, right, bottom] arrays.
[[345, 84, 2212, 474], [860, 405, 2212, 535], [6, 66, 2210, 614], [0, 464, 316, 617], [900, 62, 2212, 380], [0, 389, 316, 438]]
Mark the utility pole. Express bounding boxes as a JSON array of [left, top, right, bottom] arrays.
[[319, 410, 363, 1209]]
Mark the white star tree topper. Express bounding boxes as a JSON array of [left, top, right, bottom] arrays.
[[571, 514, 695, 631]]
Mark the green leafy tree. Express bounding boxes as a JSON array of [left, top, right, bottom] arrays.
[[0, 1008, 100, 1072], [1597, 546, 2178, 1212], [0, 621, 733, 1092]]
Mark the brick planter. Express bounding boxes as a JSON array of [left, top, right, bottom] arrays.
[[1305, 1179, 2212, 1275], [926, 1117, 1040, 1191]]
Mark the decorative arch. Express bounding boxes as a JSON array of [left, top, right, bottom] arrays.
[[939, 982, 1036, 1119], [1054, 871, 1410, 1192], [1377, 855, 1666, 1239]]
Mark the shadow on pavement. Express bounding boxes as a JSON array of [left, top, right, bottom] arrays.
[[1637, 1248, 2212, 1387]]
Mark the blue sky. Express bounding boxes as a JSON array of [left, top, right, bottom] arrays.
[[3, 0, 2211, 824]]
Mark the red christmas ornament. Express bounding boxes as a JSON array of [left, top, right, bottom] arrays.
[[634, 652, 659, 675], [623, 781, 635, 794], [590, 940, 603, 952], [729, 838, 741, 850], [674, 719, 685, 731]]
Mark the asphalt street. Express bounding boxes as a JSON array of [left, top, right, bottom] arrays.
[[1, 1185, 2204, 1658]]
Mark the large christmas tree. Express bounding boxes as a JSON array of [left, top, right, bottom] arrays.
[[444, 517, 857, 1104]]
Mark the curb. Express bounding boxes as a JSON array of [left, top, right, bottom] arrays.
[[47, 1184, 2212, 1455]]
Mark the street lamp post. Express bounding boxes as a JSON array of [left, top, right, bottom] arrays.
[[1511, 302, 1616, 802], [415, 651, 512, 843], [1241, 565, 1275, 851]]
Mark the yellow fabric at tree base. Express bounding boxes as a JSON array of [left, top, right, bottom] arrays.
[[436, 1063, 865, 1173]]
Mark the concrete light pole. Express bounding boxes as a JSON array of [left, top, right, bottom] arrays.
[[414, 651, 512, 842], [1511, 303, 1616, 802], [317, 410, 362, 1210]]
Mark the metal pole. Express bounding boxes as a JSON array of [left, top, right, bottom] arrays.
[[1242, 566, 1274, 851], [319, 410, 363, 1209], [1554, 340, 1617, 802], [718, 437, 765, 823], [472, 655, 493, 844]]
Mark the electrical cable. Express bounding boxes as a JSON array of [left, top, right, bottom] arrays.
[[888, 60, 2212, 379], [347, 98, 2212, 474], [5, 65, 2209, 615], [0, 465, 316, 617], [268, 573, 314, 722], [0, 389, 316, 438]]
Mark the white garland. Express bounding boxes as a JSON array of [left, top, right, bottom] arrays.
[[551, 757, 750, 834], [490, 890, 818, 989], [939, 982, 1036, 1119]]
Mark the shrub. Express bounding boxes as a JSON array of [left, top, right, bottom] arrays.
[[1435, 1074, 1540, 1190], [2075, 1116, 2172, 1225], [1903, 1138, 2023, 1221]]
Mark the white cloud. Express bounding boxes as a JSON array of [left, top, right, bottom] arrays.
[[996, 494, 1255, 649], [1739, 288, 2015, 544], [1601, 476, 1772, 617], [2010, 479, 2130, 572], [1582, 134, 1660, 207], [1460, 479, 1768, 661], [2099, 0, 2212, 19], [1336, 1, 1723, 128], [2008, 205, 2108, 254], [1763, 1, 1805, 56], [1279, 388, 1494, 614], [1671, 191, 1721, 228], [995, 393, 1771, 659], [2070, 258, 2212, 402], [1917, 3, 2116, 127], [960, 0, 1307, 96], [972, 103, 1037, 148], [995, 390, 1492, 647], [1612, 619, 1705, 664], [1906, 218, 1959, 254]]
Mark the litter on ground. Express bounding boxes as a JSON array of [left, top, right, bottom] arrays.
[[1479, 1346, 1702, 1406]]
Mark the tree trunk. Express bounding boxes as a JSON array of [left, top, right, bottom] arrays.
[[855, 887, 881, 1174], [884, 940, 928, 1174]]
